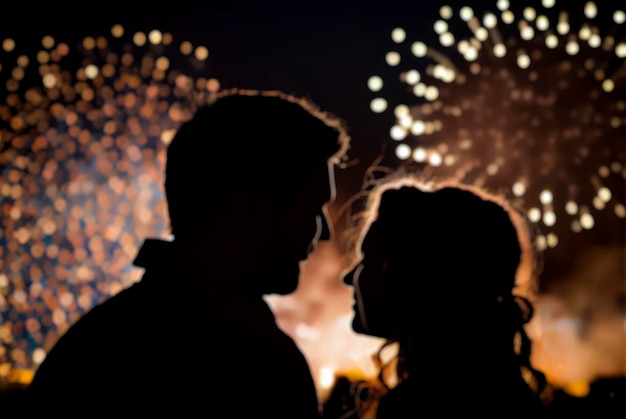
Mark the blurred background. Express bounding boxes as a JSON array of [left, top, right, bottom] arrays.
[[0, 0, 624, 409]]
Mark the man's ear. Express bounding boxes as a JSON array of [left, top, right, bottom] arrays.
[[216, 183, 275, 235]]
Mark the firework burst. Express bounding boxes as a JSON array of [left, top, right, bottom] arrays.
[[367, 0, 626, 249], [0, 26, 219, 376]]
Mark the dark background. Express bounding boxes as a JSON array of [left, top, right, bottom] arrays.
[[1, 0, 623, 281]]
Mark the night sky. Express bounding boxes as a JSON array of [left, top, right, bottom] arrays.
[[0, 1, 624, 393], [2, 0, 624, 282]]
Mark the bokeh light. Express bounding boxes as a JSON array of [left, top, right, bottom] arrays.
[[0, 24, 219, 382], [367, 1, 626, 244]]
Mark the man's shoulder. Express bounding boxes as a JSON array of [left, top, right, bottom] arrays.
[[72, 282, 146, 329], [39, 282, 149, 360]]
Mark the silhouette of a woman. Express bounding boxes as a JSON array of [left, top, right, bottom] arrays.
[[343, 178, 548, 418]]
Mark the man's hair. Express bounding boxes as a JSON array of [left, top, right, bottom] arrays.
[[164, 89, 350, 236]]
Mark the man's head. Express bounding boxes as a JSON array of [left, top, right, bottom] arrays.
[[164, 90, 349, 294]]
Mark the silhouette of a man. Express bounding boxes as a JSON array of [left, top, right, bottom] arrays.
[[27, 90, 349, 417]]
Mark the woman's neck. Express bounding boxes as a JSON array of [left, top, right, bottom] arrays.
[[399, 334, 520, 382]]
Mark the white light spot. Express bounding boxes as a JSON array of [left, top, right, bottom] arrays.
[[460, 7, 474, 21], [547, 233, 558, 248], [484, 13, 497, 28], [494, 43, 507, 57], [413, 83, 426, 97], [405, 69, 420, 85], [523, 7, 536, 21], [440, 32, 455, 47], [528, 208, 541, 222], [536, 235, 547, 251], [411, 42, 427, 57], [148, 29, 163, 45], [588, 34, 601, 48], [521, 26, 535, 40], [565, 201, 578, 215], [411, 120, 425, 135], [543, 211, 556, 227], [584, 2, 597, 19], [475, 28, 488, 42], [602, 79, 615, 92], [85, 64, 99, 79], [390, 125, 406, 141], [502, 10, 515, 24], [434, 20, 448, 35], [385, 51, 401, 66], [580, 213, 594, 229], [464, 47, 478, 61], [42, 73, 57, 88], [367, 76, 383, 92], [517, 54, 531, 69], [424, 85, 439, 101], [395, 144, 411, 160], [540, 190, 553, 204], [566, 41, 579, 55], [394, 105, 409, 118], [440, 6, 453, 20], [536, 15, 549, 31], [370, 98, 387, 113], [512, 181, 526, 196], [546, 34, 558, 48], [579, 26, 592, 40], [428, 152, 443, 166], [391, 28, 406, 43], [399, 114, 412, 128], [557, 21, 570, 35], [598, 187, 612, 202], [412, 147, 426, 162], [593, 196, 605, 210]]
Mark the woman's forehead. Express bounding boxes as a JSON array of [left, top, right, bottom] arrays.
[[360, 220, 381, 250]]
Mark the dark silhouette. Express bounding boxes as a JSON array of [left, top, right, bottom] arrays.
[[551, 377, 626, 418], [26, 90, 349, 417], [341, 179, 549, 418]]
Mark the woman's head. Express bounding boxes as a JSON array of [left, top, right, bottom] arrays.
[[344, 177, 534, 340]]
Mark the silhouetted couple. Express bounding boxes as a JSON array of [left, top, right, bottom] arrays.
[[27, 91, 547, 418]]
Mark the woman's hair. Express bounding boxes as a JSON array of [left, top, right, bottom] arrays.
[[345, 172, 542, 296]]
